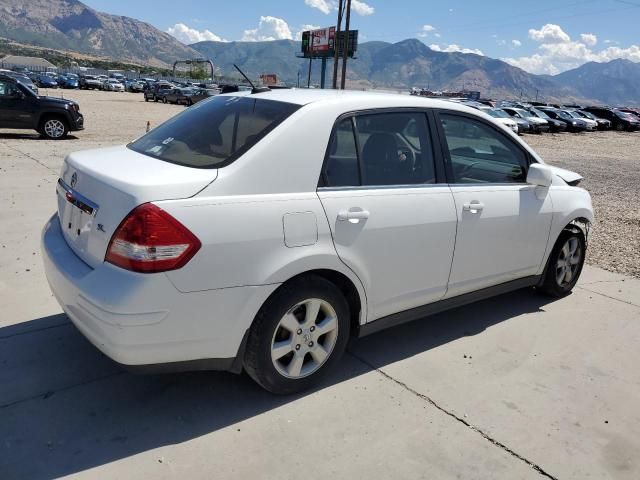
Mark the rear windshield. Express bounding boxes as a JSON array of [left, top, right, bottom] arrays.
[[128, 96, 300, 168]]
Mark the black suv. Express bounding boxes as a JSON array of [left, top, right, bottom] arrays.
[[583, 106, 640, 131], [0, 74, 84, 139]]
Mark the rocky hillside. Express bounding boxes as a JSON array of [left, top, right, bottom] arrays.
[[192, 38, 588, 102], [550, 59, 640, 106], [0, 0, 198, 67]]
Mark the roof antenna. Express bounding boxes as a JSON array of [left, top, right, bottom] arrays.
[[233, 64, 270, 94]]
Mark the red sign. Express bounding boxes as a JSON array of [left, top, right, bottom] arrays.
[[260, 74, 277, 86], [311, 27, 336, 53]]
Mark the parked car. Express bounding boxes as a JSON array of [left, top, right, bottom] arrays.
[[583, 107, 640, 131], [562, 110, 597, 131], [59, 74, 79, 89], [0, 73, 84, 139], [574, 110, 610, 130], [162, 87, 194, 105], [477, 107, 519, 133], [526, 108, 566, 133], [3, 71, 38, 95], [79, 75, 103, 90], [539, 107, 588, 132], [35, 74, 59, 89], [41, 91, 593, 394], [189, 88, 219, 105], [103, 79, 125, 92], [144, 82, 174, 102], [124, 79, 145, 92], [502, 107, 550, 134]]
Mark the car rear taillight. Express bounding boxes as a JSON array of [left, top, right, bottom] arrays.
[[105, 203, 201, 273]]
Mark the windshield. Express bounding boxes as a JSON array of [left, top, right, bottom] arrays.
[[556, 111, 574, 120], [487, 109, 510, 119], [615, 111, 635, 120], [531, 108, 550, 119], [129, 96, 300, 168], [564, 111, 581, 119]]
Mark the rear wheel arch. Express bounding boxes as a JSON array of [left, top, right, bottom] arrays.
[[256, 269, 364, 339]]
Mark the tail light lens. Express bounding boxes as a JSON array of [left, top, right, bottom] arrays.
[[105, 203, 201, 273]]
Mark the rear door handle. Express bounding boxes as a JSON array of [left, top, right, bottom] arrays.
[[463, 201, 484, 213], [337, 209, 370, 222]]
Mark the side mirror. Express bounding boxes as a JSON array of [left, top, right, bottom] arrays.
[[527, 163, 553, 187]]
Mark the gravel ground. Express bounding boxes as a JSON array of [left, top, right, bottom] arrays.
[[1, 89, 638, 277], [524, 131, 640, 278]]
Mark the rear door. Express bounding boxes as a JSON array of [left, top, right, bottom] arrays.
[[435, 110, 553, 297], [318, 111, 457, 322]]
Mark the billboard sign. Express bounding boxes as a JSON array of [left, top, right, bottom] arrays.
[[300, 27, 358, 58], [311, 27, 335, 53]]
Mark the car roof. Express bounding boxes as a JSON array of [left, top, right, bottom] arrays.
[[226, 88, 481, 114]]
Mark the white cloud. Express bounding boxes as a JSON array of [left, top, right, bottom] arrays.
[[430, 43, 484, 56], [242, 16, 293, 41], [295, 24, 321, 41], [418, 24, 436, 38], [303, 0, 374, 16], [505, 25, 640, 74], [166, 23, 226, 44], [352, 0, 375, 15], [580, 33, 597, 47], [528, 24, 570, 44], [512, 39, 522, 48], [304, 0, 333, 14]]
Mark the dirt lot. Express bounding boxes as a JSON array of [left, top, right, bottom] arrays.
[[525, 131, 640, 278], [1, 90, 639, 479]]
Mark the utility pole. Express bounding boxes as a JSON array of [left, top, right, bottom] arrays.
[[332, 0, 344, 89], [340, 0, 352, 89], [307, 58, 312, 88]]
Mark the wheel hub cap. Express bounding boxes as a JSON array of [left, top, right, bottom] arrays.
[[270, 298, 339, 379], [555, 237, 582, 287]]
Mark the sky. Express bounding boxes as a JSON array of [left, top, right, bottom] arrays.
[[81, 0, 640, 75]]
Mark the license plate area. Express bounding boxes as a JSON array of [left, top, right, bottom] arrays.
[[56, 178, 99, 245]]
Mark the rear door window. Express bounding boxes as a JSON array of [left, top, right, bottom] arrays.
[[322, 111, 436, 188], [128, 96, 299, 168]]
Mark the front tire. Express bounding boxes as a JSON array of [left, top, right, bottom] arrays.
[[538, 230, 586, 297], [244, 275, 351, 394], [40, 117, 69, 140]]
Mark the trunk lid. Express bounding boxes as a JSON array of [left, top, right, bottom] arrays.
[[57, 145, 217, 268]]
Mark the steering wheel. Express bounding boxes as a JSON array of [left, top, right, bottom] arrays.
[[455, 160, 482, 179]]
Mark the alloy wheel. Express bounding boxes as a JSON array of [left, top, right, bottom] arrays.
[[555, 237, 582, 287], [270, 298, 339, 379], [44, 119, 65, 139]]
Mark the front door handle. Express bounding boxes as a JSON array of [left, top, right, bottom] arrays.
[[463, 201, 484, 213], [337, 209, 370, 222]]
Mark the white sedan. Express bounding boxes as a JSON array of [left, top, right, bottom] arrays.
[[103, 79, 124, 92], [42, 90, 593, 394]]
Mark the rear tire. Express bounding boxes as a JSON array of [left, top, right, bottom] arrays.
[[538, 230, 586, 297], [244, 275, 351, 395]]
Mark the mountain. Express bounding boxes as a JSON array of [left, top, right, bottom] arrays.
[[0, 0, 198, 67], [192, 38, 587, 102], [551, 59, 640, 106]]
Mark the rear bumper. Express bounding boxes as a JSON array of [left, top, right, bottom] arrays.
[[41, 214, 277, 370]]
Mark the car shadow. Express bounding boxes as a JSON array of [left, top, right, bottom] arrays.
[[0, 133, 80, 141], [0, 288, 555, 479]]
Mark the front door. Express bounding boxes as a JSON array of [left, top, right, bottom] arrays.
[[318, 111, 458, 322], [436, 111, 553, 297]]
